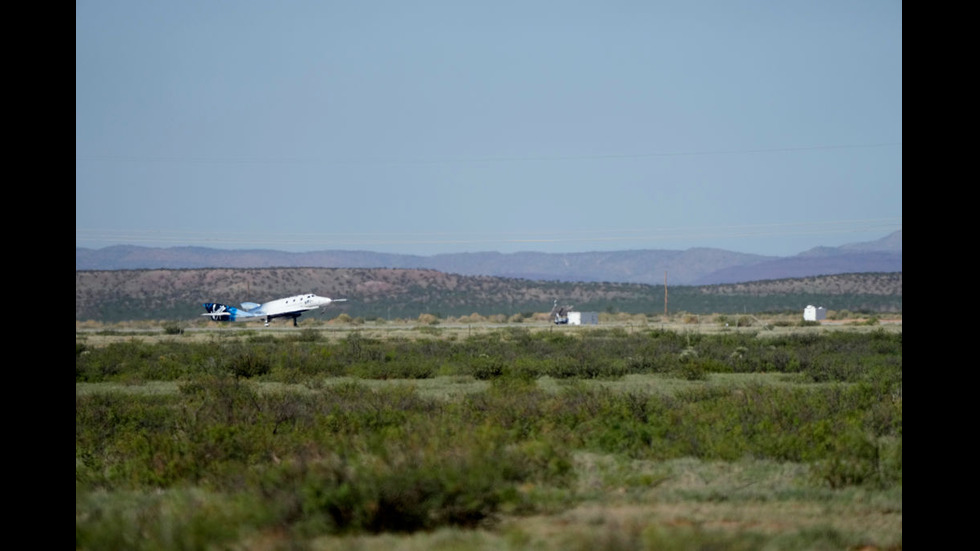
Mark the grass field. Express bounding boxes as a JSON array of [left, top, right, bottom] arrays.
[[76, 320, 901, 550], [76, 313, 902, 346]]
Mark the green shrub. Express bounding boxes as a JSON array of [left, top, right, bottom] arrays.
[[812, 427, 881, 488], [225, 350, 271, 378], [290, 328, 322, 342], [256, 425, 571, 535], [348, 360, 435, 380], [162, 322, 185, 335], [471, 356, 505, 380]]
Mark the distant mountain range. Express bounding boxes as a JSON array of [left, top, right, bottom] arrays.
[[76, 230, 901, 286]]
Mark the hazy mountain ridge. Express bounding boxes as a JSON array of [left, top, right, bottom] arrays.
[[692, 251, 903, 285], [699, 272, 902, 296], [76, 231, 901, 286]]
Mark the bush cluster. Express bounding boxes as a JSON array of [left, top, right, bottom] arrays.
[[75, 328, 902, 389], [77, 327, 901, 547]]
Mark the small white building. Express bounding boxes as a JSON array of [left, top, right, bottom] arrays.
[[803, 305, 827, 321], [568, 311, 599, 325]]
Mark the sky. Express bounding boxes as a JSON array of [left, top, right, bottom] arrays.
[[76, 1, 902, 258]]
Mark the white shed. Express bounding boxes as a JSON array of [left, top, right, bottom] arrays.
[[803, 305, 827, 321], [568, 311, 598, 325]]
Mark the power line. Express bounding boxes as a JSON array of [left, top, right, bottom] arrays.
[[76, 218, 901, 249], [75, 142, 902, 166]]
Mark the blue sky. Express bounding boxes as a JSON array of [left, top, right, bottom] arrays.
[[76, 1, 902, 257]]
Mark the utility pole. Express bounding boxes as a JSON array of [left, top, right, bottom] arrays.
[[664, 271, 668, 317]]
